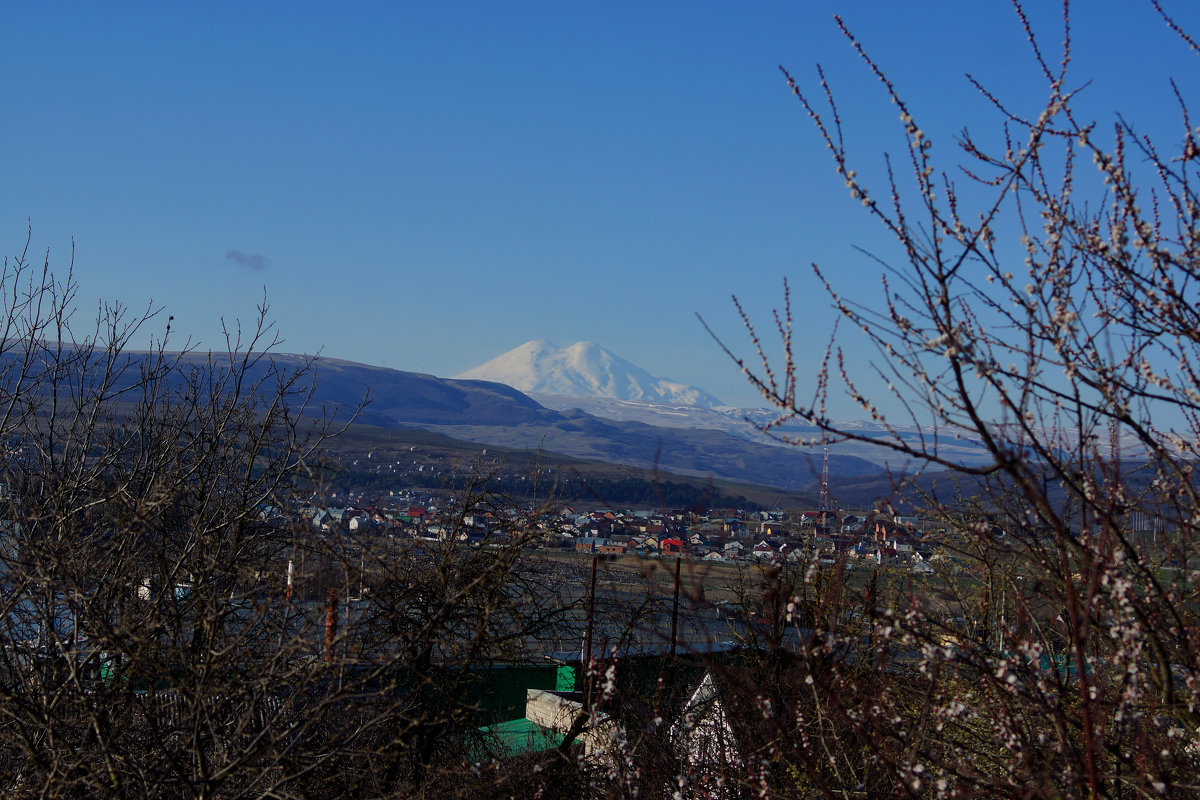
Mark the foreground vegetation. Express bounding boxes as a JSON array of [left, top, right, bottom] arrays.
[[708, 0, 1200, 795], [4, 2, 1200, 797]]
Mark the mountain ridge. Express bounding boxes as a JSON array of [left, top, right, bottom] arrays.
[[0, 347, 885, 492]]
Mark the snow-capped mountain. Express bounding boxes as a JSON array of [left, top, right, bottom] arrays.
[[456, 340, 724, 408], [455, 340, 1001, 469]]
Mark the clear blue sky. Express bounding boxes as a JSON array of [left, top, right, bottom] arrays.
[[2, 1, 1196, 412]]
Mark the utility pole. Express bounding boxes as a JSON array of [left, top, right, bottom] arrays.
[[584, 555, 597, 708], [670, 556, 681, 662]]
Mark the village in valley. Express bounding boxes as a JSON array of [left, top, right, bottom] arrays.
[[306, 494, 940, 575]]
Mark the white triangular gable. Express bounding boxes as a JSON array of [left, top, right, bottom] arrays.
[[669, 670, 743, 783]]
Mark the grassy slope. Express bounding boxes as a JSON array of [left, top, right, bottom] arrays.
[[320, 420, 817, 510]]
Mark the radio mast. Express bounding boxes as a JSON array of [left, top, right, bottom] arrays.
[[818, 442, 833, 519]]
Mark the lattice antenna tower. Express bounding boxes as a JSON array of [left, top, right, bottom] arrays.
[[818, 442, 832, 516]]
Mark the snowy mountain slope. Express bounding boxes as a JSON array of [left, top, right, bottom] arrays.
[[456, 340, 723, 408]]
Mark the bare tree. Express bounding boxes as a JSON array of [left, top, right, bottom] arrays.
[[0, 232, 589, 799]]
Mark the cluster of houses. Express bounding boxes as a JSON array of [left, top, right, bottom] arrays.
[[296, 493, 943, 574], [560, 508, 939, 571]]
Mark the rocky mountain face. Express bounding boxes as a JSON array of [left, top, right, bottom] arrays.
[[455, 340, 723, 408]]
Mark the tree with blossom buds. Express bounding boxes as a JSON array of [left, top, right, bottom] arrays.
[[708, 1, 1200, 797]]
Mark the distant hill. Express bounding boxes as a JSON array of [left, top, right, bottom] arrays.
[[0, 348, 885, 493], [250, 354, 884, 492], [529, 393, 993, 470], [456, 340, 723, 408], [318, 424, 810, 510]]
